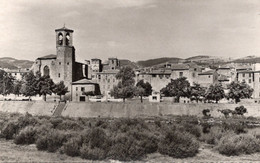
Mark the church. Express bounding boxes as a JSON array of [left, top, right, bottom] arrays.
[[32, 26, 95, 101]]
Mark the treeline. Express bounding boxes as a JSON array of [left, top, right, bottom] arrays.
[[0, 70, 68, 101], [161, 77, 253, 103]]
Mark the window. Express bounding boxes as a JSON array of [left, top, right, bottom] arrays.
[[242, 73, 245, 77], [159, 74, 163, 79], [98, 75, 101, 79], [112, 67, 114, 70], [67, 62, 69, 65], [152, 74, 156, 78], [58, 73, 60, 78], [194, 68, 197, 71], [81, 87, 85, 92], [76, 87, 78, 91], [59, 62, 61, 65], [179, 72, 183, 77], [108, 79, 110, 83], [249, 79, 252, 83], [15, 73, 17, 75], [192, 73, 195, 78], [208, 75, 211, 78], [152, 96, 157, 100], [80, 96, 86, 102], [249, 73, 251, 77]]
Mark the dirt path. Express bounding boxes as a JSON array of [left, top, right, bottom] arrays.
[[1, 139, 260, 162]]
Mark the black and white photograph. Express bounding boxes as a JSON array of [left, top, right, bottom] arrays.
[[1, 0, 260, 162]]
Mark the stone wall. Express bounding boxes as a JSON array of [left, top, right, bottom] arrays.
[[1, 101, 260, 118]]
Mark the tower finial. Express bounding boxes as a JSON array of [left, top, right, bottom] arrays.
[[63, 23, 66, 28]]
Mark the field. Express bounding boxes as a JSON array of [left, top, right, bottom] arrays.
[[1, 111, 260, 162]]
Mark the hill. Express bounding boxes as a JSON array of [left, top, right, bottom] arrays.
[[119, 59, 139, 69], [136, 57, 182, 68], [232, 56, 260, 63], [0, 57, 34, 69]]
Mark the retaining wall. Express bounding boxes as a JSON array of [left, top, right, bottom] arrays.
[[1, 101, 260, 118]]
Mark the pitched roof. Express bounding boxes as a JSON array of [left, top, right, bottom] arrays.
[[170, 64, 189, 70], [96, 69, 119, 74], [37, 54, 56, 60], [148, 69, 172, 75], [198, 70, 215, 75], [72, 79, 97, 85], [55, 26, 74, 32]]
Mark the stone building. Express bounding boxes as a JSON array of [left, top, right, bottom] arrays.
[[31, 26, 88, 100], [71, 79, 100, 102]]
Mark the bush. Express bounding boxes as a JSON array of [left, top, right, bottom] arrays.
[[178, 123, 202, 138], [108, 134, 146, 161], [80, 145, 106, 160], [200, 126, 235, 145], [14, 126, 36, 145], [202, 109, 211, 117], [158, 130, 199, 158], [217, 134, 260, 156], [235, 105, 247, 116], [1, 121, 19, 139], [36, 129, 68, 152], [56, 119, 83, 131], [63, 136, 82, 157]]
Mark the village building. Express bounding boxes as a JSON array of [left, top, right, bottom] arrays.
[[4, 68, 30, 80], [71, 79, 100, 102]]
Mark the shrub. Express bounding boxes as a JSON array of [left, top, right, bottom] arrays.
[[63, 136, 82, 157], [56, 119, 83, 131], [108, 134, 146, 161], [49, 117, 63, 128], [14, 126, 36, 145], [202, 109, 211, 117], [36, 129, 68, 152], [200, 126, 235, 145], [235, 105, 247, 116], [222, 120, 247, 134], [80, 145, 106, 160], [81, 127, 111, 150], [178, 123, 202, 138], [1, 121, 19, 139], [158, 130, 199, 158], [216, 134, 260, 156]]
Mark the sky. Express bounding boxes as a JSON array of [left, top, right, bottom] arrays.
[[0, 0, 260, 62]]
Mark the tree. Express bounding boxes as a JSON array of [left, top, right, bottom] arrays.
[[53, 81, 68, 100], [134, 86, 145, 103], [13, 80, 23, 97], [160, 77, 191, 102], [37, 75, 55, 101], [20, 71, 38, 100], [205, 83, 225, 103], [136, 80, 152, 96], [190, 83, 206, 103], [0, 71, 15, 96], [111, 67, 136, 102], [227, 81, 253, 103]]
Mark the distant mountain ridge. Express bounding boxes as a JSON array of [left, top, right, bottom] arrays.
[[0, 57, 34, 69], [1, 55, 260, 70]]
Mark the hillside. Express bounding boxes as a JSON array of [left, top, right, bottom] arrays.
[[0, 57, 34, 69], [137, 57, 182, 68], [232, 56, 260, 63], [119, 59, 139, 69]]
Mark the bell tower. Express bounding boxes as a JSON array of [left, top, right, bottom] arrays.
[[55, 25, 75, 88]]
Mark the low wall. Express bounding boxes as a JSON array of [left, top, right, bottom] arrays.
[[0, 101, 56, 116], [1, 101, 260, 118], [62, 102, 260, 118]]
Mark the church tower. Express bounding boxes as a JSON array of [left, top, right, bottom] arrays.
[[55, 26, 75, 88]]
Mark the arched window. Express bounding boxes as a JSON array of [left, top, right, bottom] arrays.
[[43, 66, 50, 76], [66, 33, 70, 45], [58, 33, 63, 45]]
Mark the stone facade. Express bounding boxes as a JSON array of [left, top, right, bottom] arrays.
[[32, 26, 88, 100]]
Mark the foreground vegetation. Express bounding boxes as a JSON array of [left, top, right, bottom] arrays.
[[1, 112, 260, 161]]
